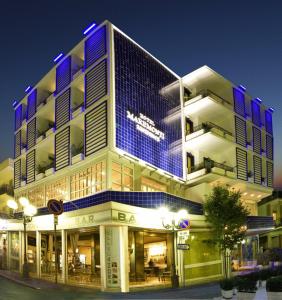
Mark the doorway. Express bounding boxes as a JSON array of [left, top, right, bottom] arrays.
[[128, 230, 172, 288]]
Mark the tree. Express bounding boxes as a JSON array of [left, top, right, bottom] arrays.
[[204, 185, 249, 278]]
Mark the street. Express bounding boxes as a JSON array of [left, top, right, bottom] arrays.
[[0, 277, 221, 300]]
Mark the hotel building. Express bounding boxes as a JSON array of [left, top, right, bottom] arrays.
[[0, 20, 275, 291]]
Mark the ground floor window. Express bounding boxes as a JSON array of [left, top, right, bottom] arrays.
[[141, 177, 167, 192], [128, 230, 172, 287], [112, 162, 133, 191], [70, 161, 106, 200], [28, 186, 45, 207], [0, 233, 7, 270], [46, 177, 67, 202]]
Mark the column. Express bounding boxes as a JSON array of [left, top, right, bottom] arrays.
[[100, 225, 129, 292], [6, 232, 10, 270], [19, 231, 24, 273], [61, 230, 67, 284], [36, 231, 41, 278], [134, 231, 144, 281]]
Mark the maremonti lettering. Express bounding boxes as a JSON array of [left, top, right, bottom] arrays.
[[127, 111, 165, 142]]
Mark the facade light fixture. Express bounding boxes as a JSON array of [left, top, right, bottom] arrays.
[[19, 196, 29, 207], [83, 22, 96, 35], [7, 199, 18, 210], [238, 85, 246, 91], [53, 53, 64, 63], [25, 86, 32, 93]]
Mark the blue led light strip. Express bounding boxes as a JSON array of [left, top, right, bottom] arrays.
[[53, 53, 64, 63], [25, 86, 32, 93], [83, 22, 96, 35]]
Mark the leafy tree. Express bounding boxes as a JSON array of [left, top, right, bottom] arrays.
[[204, 185, 249, 278]]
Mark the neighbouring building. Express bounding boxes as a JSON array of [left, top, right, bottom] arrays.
[[0, 158, 13, 214], [258, 191, 282, 249], [0, 20, 275, 292]]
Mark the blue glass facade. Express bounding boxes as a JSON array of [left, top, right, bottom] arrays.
[[19, 191, 203, 217], [114, 30, 183, 178]]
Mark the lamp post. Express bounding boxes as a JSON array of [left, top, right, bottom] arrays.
[[159, 207, 189, 289], [7, 197, 37, 279]]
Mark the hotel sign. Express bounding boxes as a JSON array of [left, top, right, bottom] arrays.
[[126, 111, 165, 142]]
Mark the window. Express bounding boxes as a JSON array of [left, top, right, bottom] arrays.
[[111, 162, 133, 191], [28, 186, 45, 208], [46, 177, 67, 202], [141, 177, 167, 192], [70, 161, 106, 200]]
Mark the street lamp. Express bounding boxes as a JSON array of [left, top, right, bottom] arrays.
[[7, 197, 37, 278], [159, 206, 189, 288]]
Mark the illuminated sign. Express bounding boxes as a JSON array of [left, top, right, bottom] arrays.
[[127, 111, 165, 142]]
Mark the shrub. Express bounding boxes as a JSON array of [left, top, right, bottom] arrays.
[[236, 277, 257, 293], [258, 269, 273, 281], [266, 276, 282, 292], [220, 278, 234, 290]]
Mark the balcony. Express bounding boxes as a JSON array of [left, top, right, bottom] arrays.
[[187, 158, 236, 182], [184, 89, 233, 122], [186, 122, 233, 141], [185, 122, 234, 155]]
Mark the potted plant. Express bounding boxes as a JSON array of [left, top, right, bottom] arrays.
[[266, 276, 282, 300], [236, 277, 257, 300], [220, 278, 234, 299]]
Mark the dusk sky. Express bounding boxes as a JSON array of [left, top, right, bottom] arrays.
[[0, 0, 281, 187]]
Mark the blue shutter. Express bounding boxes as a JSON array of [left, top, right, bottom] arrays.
[[252, 127, 261, 155], [85, 101, 107, 156], [14, 159, 21, 189], [233, 88, 245, 117], [235, 116, 247, 147], [236, 148, 248, 181], [265, 110, 273, 135], [26, 150, 35, 184], [56, 56, 71, 95], [27, 118, 36, 150], [266, 161, 273, 187], [251, 100, 261, 127], [15, 105, 22, 131], [253, 155, 262, 185], [27, 89, 37, 120], [85, 25, 107, 69], [85, 59, 107, 108], [266, 134, 273, 160], [14, 131, 21, 158], [55, 89, 71, 129], [55, 127, 70, 171]]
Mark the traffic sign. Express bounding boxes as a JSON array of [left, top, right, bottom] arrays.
[[179, 219, 190, 229], [47, 199, 64, 215], [177, 243, 190, 250]]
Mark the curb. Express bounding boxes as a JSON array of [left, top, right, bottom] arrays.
[[0, 272, 41, 290]]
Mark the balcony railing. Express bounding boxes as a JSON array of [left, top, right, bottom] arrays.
[[184, 89, 232, 107], [186, 122, 233, 140], [188, 158, 235, 174]]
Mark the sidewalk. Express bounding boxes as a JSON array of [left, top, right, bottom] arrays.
[[0, 270, 222, 299], [0, 270, 59, 290], [0, 270, 269, 299]]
